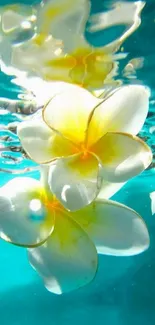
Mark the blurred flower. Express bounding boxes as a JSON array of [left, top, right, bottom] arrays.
[[0, 0, 145, 90], [0, 174, 150, 294], [18, 83, 152, 211]]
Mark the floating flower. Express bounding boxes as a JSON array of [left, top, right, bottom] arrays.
[[0, 173, 150, 294], [0, 0, 117, 90], [0, 0, 144, 90], [18, 83, 152, 211]]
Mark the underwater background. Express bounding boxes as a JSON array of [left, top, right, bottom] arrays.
[[0, 0, 155, 324]]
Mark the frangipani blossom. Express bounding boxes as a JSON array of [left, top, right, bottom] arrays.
[[0, 174, 150, 294], [0, 0, 144, 90], [18, 83, 152, 211], [0, 0, 117, 90]]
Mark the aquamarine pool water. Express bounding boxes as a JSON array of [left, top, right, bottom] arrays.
[[0, 0, 155, 324]]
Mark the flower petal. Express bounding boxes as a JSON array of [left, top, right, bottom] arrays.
[[0, 177, 54, 247], [42, 83, 100, 145], [37, 0, 90, 53], [71, 199, 150, 256], [28, 210, 97, 294], [47, 153, 102, 211], [92, 132, 152, 182], [97, 180, 125, 200], [13, 77, 81, 107], [88, 1, 144, 48], [87, 85, 150, 147], [17, 119, 75, 164], [42, 163, 125, 201], [150, 191, 155, 216]]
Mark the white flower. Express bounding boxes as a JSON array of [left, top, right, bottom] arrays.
[[18, 83, 152, 211], [0, 174, 150, 294]]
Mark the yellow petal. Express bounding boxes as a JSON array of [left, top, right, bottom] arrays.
[[91, 132, 152, 182], [87, 85, 149, 147], [28, 210, 97, 294], [0, 178, 54, 247], [43, 83, 100, 145], [17, 119, 76, 164], [47, 153, 102, 211], [71, 198, 150, 256]]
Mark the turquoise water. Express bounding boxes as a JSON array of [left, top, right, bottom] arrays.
[[0, 0, 155, 324]]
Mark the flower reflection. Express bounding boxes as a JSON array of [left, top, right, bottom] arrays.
[[0, 0, 145, 90], [0, 174, 150, 294]]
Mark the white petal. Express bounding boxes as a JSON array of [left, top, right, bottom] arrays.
[[2, 8, 24, 33], [71, 199, 150, 256], [47, 153, 102, 211], [17, 119, 53, 163], [13, 77, 75, 107], [28, 210, 97, 294], [92, 132, 152, 182], [88, 2, 144, 49], [38, 0, 90, 52], [87, 85, 150, 147], [43, 83, 99, 145], [17, 119, 75, 164], [97, 180, 125, 200], [0, 177, 54, 247]]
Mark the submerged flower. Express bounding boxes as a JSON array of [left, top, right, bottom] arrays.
[[18, 83, 152, 211], [0, 174, 150, 294]]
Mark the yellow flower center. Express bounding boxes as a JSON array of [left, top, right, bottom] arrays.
[[29, 189, 63, 223], [45, 47, 114, 87], [80, 144, 90, 160], [44, 195, 61, 212]]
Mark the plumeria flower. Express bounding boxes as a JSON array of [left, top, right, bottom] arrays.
[[18, 83, 152, 211], [0, 0, 117, 90], [0, 173, 150, 294], [0, 0, 144, 90]]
